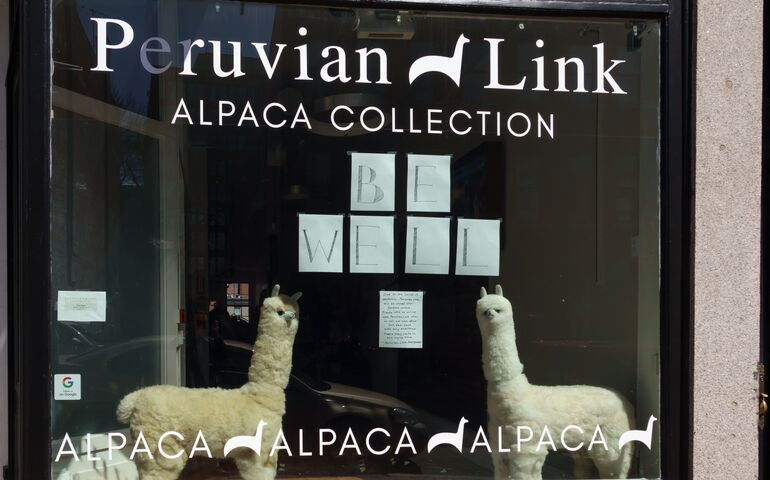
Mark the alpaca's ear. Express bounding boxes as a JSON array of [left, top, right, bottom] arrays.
[[290, 292, 303, 302], [271, 285, 280, 297], [480, 287, 487, 298], [495, 284, 503, 296]]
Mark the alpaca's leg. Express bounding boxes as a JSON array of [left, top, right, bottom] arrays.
[[137, 470, 184, 480], [592, 444, 633, 479], [491, 451, 510, 480], [135, 460, 186, 480], [505, 452, 546, 480], [132, 433, 188, 480], [570, 453, 595, 478], [234, 452, 278, 480], [490, 424, 519, 480]]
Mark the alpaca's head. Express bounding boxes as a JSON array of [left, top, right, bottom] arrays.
[[259, 284, 302, 337], [250, 285, 302, 386], [476, 284, 514, 332]]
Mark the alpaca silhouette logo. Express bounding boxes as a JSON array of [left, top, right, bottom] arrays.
[[224, 420, 268, 456], [427, 417, 469, 453], [618, 415, 657, 450], [409, 34, 470, 87]]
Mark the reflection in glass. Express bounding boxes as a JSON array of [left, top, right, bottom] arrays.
[[51, 1, 661, 478]]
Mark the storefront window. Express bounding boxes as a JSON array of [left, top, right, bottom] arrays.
[[51, 1, 661, 478]]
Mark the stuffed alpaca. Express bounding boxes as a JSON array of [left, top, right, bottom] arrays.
[[476, 285, 634, 480], [116, 285, 302, 480]]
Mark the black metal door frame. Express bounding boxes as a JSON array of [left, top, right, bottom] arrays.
[[7, 0, 53, 479], [6, 1, 692, 479]]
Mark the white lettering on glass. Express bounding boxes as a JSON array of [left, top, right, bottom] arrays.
[[87, 20, 628, 96]]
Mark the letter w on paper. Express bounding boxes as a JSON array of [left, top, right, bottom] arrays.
[[298, 214, 344, 272]]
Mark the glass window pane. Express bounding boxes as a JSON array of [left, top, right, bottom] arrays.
[[51, 110, 162, 439], [51, 2, 661, 479]]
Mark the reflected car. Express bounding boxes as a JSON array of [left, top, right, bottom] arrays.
[[210, 339, 428, 474], [55, 321, 103, 361], [54, 337, 170, 437], [58, 336, 428, 474]]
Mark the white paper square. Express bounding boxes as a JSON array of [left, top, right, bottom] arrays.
[[379, 291, 423, 348], [349, 215, 394, 273], [406, 154, 451, 212], [350, 152, 396, 211], [57, 291, 107, 323], [298, 214, 344, 272], [404, 216, 450, 275], [455, 219, 501, 276], [54, 374, 82, 400]]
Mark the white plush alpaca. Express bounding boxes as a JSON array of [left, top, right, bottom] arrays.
[[116, 285, 301, 480], [476, 285, 634, 480]]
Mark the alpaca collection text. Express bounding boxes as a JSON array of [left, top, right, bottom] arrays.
[[169, 99, 556, 139]]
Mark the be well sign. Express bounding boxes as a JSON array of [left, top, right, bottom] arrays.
[[298, 152, 500, 276]]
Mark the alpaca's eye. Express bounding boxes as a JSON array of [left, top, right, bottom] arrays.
[[277, 310, 285, 316]]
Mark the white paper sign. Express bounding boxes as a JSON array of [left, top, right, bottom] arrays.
[[405, 216, 450, 274], [455, 219, 501, 276], [298, 214, 344, 272], [350, 152, 396, 211], [349, 215, 394, 273], [379, 291, 423, 348], [54, 374, 82, 400], [57, 291, 107, 322], [406, 154, 451, 212]]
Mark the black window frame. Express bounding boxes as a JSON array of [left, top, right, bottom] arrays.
[[7, 1, 692, 479]]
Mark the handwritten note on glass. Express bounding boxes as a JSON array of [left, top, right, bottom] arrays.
[[379, 290, 424, 349]]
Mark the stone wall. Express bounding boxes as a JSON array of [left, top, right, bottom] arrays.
[[693, 1, 763, 478]]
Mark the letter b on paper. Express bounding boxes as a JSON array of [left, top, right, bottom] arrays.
[[350, 152, 395, 211], [298, 214, 344, 272]]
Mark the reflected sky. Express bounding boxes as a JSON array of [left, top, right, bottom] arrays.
[[72, 0, 276, 115]]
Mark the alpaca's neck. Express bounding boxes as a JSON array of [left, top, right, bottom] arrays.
[[481, 320, 527, 389], [248, 328, 294, 390]]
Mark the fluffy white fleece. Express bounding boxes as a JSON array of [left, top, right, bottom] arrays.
[[116, 285, 301, 480], [476, 285, 634, 480]]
